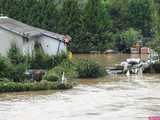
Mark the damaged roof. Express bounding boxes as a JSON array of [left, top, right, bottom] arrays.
[[0, 16, 65, 41]]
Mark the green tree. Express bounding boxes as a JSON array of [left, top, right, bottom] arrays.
[[58, 0, 83, 52], [1, 0, 160, 53], [107, 0, 129, 31], [120, 28, 142, 48], [82, 0, 112, 52], [128, 0, 158, 39]]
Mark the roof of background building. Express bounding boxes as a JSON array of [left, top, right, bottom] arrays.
[[0, 16, 65, 41]]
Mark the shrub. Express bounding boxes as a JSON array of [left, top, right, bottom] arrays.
[[53, 52, 68, 66], [0, 54, 26, 82], [0, 55, 13, 78], [45, 72, 59, 82], [30, 48, 67, 69], [7, 44, 26, 65], [76, 59, 106, 78], [9, 64, 27, 82], [0, 78, 10, 82], [7, 44, 68, 70], [45, 60, 78, 82], [29, 48, 51, 69], [0, 81, 73, 92]]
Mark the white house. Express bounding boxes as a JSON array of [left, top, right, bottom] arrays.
[[0, 16, 70, 56]]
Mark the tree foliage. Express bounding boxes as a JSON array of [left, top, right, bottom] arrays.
[[127, 0, 158, 39], [0, 0, 160, 53], [120, 28, 142, 48]]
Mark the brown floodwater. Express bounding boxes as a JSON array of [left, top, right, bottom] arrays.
[[73, 53, 149, 67], [0, 54, 160, 120]]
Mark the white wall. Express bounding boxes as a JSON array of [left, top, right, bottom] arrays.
[[22, 38, 35, 55], [39, 35, 66, 56], [0, 27, 66, 56], [0, 28, 23, 56]]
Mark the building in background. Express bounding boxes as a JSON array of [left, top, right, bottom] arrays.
[[130, 41, 142, 54], [0, 16, 71, 56], [141, 47, 151, 54]]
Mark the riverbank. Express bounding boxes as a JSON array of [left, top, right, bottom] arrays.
[[0, 81, 73, 93]]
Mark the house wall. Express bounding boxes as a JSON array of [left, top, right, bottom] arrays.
[[39, 35, 66, 56], [0, 28, 23, 56], [0, 27, 66, 56], [22, 38, 35, 55]]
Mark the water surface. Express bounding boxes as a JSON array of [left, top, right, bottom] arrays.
[[73, 53, 149, 66]]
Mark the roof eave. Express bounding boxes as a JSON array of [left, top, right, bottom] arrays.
[[41, 33, 65, 42]]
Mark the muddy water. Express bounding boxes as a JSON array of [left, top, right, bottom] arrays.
[[73, 53, 149, 66], [0, 54, 160, 120]]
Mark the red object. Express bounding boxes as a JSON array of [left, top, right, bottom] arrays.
[[149, 116, 160, 120]]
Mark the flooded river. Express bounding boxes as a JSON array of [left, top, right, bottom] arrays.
[[73, 53, 149, 66], [0, 54, 160, 120]]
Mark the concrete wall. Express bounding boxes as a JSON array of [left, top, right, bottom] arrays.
[[22, 38, 35, 55], [0, 27, 66, 56], [0, 28, 23, 56], [39, 35, 66, 55]]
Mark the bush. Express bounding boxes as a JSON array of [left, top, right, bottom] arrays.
[[9, 64, 27, 82], [53, 52, 68, 66], [0, 55, 13, 78], [45, 60, 78, 82], [45, 71, 59, 82], [0, 78, 10, 82], [0, 56, 26, 82], [0, 54, 27, 82], [76, 59, 106, 78], [30, 48, 67, 69], [0, 81, 73, 92], [29, 48, 52, 69], [7, 44, 26, 65], [8, 44, 68, 70]]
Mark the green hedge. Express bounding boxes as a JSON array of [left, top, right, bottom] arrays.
[[45, 59, 107, 81], [0, 56, 13, 78], [76, 59, 106, 78], [45, 60, 78, 82], [0, 81, 72, 92], [29, 49, 67, 69], [0, 55, 27, 82]]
